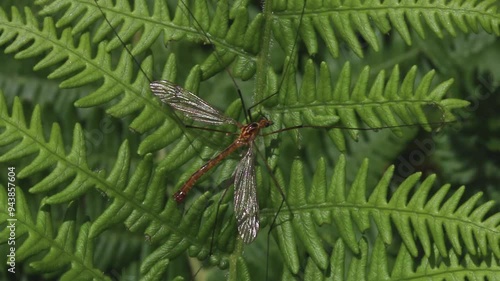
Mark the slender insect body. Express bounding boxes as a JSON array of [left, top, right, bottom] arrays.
[[173, 117, 271, 206]]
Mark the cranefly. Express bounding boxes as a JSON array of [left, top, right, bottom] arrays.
[[150, 80, 272, 243]]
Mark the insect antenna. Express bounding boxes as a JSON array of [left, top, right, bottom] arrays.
[[93, 0, 232, 164], [94, 0, 153, 83], [264, 99, 454, 145], [265, 119, 455, 136], [177, 0, 251, 123]]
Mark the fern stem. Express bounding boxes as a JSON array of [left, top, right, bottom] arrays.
[[254, 0, 275, 104], [228, 238, 244, 281]]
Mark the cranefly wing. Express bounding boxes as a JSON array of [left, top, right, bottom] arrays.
[[233, 144, 259, 243], [150, 80, 237, 126]]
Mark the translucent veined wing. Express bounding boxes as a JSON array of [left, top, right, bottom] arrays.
[[233, 144, 259, 243], [150, 81, 238, 126]]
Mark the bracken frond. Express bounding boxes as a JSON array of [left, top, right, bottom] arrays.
[[0, 187, 110, 280], [254, 155, 500, 276], [272, 0, 500, 58]]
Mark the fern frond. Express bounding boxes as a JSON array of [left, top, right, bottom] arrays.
[[40, 0, 500, 73], [0, 91, 144, 207], [39, 0, 261, 80], [0, 93, 96, 201], [0, 187, 110, 280], [0, 6, 191, 152], [257, 155, 500, 274], [267, 61, 469, 151], [390, 241, 500, 280], [283, 237, 500, 280], [272, 0, 500, 58]]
